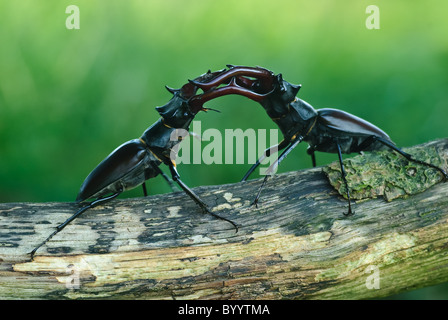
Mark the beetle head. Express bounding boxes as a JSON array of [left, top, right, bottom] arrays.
[[156, 70, 225, 128], [280, 74, 301, 100], [156, 90, 195, 129], [247, 72, 302, 118], [265, 73, 301, 104]]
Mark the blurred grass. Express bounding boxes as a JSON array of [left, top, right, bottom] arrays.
[[0, 0, 447, 299]]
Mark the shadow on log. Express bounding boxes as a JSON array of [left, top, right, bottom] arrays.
[[1, 138, 447, 299]]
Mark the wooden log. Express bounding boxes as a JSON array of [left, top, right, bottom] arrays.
[[1, 138, 447, 300]]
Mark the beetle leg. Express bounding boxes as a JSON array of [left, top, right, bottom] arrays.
[[142, 182, 148, 196], [241, 139, 290, 182], [159, 170, 178, 192], [29, 190, 122, 260], [167, 162, 238, 232], [306, 146, 317, 167], [372, 137, 448, 181], [336, 142, 354, 216], [144, 162, 178, 193], [251, 136, 303, 207]]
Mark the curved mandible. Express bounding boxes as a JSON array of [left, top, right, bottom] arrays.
[[188, 66, 277, 108], [189, 65, 275, 92]]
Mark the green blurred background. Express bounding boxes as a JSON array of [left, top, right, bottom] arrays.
[[0, 0, 447, 299]]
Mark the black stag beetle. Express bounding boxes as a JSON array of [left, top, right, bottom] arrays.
[[30, 70, 238, 260], [190, 65, 448, 214]]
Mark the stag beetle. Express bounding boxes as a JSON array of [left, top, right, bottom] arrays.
[[30, 70, 237, 260], [191, 65, 448, 214]]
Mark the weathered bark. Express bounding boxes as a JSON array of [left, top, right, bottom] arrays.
[[1, 138, 447, 300]]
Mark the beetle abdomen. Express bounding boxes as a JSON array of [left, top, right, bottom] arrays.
[[76, 139, 149, 202], [304, 109, 396, 154], [318, 108, 391, 141]]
